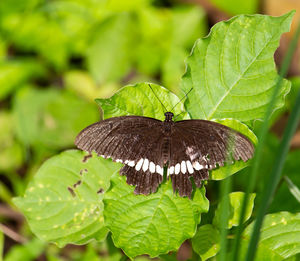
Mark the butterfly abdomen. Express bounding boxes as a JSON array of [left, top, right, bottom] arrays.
[[161, 137, 171, 165]]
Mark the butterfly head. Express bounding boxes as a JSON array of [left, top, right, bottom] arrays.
[[164, 112, 174, 122]]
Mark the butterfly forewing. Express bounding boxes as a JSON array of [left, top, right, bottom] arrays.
[[75, 115, 254, 198], [75, 116, 167, 194]]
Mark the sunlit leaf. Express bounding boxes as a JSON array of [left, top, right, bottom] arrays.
[[96, 83, 188, 121], [13, 150, 121, 247], [104, 174, 209, 258], [214, 192, 256, 229], [191, 224, 220, 261], [181, 12, 293, 123]]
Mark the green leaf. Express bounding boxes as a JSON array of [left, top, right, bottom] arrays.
[[96, 83, 188, 121], [86, 13, 134, 84], [210, 0, 259, 15], [3, 238, 45, 261], [13, 86, 99, 149], [103, 174, 209, 258], [191, 224, 220, 261], [181, 12, 293, 123], [214, 192, 256, 229], [13, 150, 121, 247], [239, 212, 300, 260], [210, 118, 257, 180], [0, 111, 23, 171], [0, 60, 45, 100]]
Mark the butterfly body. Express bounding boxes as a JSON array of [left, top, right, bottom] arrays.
[[75, 112, 254, 197]]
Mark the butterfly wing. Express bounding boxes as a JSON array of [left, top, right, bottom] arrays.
[[168, 120, 254, 197], [75, 116, 166, 194]]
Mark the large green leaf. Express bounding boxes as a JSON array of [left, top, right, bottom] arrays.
[[191, 224, 220, 261], [213, 192, 256, 229], [86, 13, 134, 84], [13, 150, 121, 247], [13, 86, 99, 149], [103, 174, 209, 258], [239, 212, 300, 260], [181, 12, 293, 123], [96, 83, 188, 121]]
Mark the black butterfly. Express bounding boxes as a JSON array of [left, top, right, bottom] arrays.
[[75, 106, 254, 198]]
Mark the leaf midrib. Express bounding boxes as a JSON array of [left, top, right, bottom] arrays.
[[206, 18, 286, 119]]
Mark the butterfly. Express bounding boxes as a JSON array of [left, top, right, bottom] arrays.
[[75, 88, 254, 198]]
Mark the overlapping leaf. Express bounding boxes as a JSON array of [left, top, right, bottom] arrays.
[[104, 174, 209, 258], [13, 150, 121, 247], [214, 192, 256, 229], [96, 83, 188, 121], [191, 224, 220, 261], [181, 12, 293, 123]]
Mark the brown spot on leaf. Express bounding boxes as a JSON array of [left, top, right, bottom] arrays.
[[79, 168, 88, 175], [97, 188, 104, 194], [68, 187, 76, 197], [82, 154, 92, 163], [73, 180, 82, 188]]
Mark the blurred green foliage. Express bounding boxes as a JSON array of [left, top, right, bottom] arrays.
[[0, 0, 207, 180], [1, 0, 300, 260], [0, 0, 207, 259]]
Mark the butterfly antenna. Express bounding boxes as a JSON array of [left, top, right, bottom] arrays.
[[170, 87, 194, 112], [148, 84, 168, 112]]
